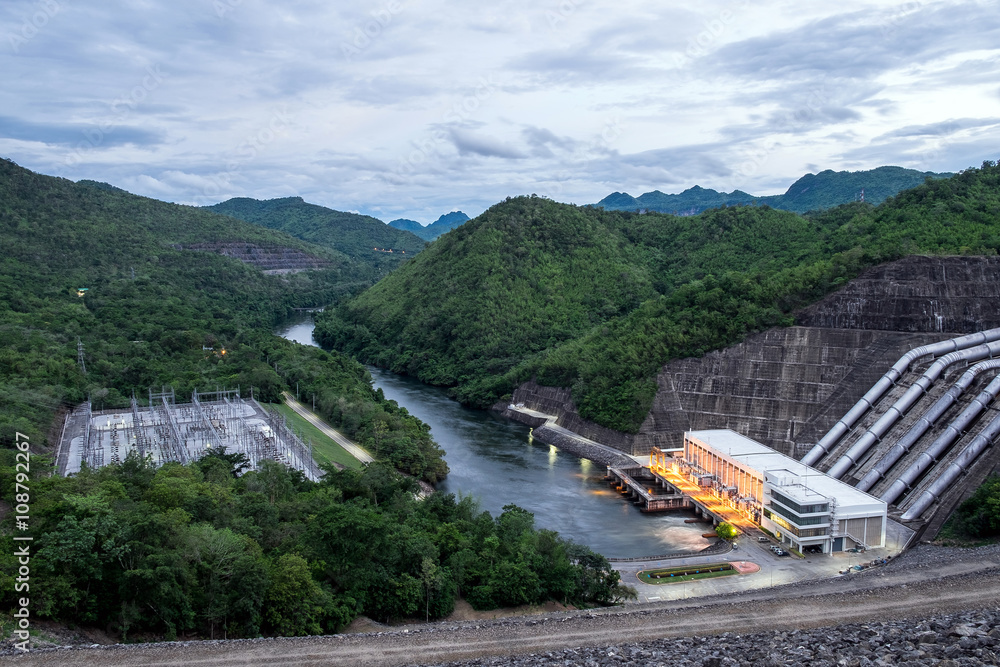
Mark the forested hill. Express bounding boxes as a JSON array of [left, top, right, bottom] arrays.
[[318, 197, 658, 391], [0, 157, 445, 482], [206, 196, 426, 277], [316, 194, 837, 409], [318, 161, 1000, 432], [597, 165, 950, 215]]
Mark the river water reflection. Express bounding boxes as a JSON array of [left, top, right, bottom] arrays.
[[276, 316, 711, 558]]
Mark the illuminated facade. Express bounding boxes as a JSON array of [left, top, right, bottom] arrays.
[[679, 430, 887, 554]]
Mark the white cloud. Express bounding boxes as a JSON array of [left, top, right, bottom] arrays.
[[0, 0, 998, 221]]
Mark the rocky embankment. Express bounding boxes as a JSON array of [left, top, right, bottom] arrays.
[[496, 405, 635, 467], [529, 425, 634, 467], [423, 610, 1000, 666]]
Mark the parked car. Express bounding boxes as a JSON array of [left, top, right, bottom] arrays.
[[757, 536, 769, 543]]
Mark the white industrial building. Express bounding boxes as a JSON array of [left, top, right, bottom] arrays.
[[682, 430, 887, 554]]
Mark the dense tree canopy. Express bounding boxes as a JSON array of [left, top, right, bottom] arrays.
[[0, 453, 634, 639], [949, 475, 1000, 539]]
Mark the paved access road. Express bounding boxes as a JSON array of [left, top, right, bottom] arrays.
[[8, 545, 999, 667], [281, 391, 374, 464]]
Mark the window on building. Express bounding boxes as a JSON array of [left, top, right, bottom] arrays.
[[767, 502, 828, 526], [769, 491, 829, 516]]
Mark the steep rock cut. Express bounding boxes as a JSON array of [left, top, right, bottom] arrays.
[[179, 242, 331, 272]]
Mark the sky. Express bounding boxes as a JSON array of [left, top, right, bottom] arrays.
[[1, 0, 999, 223]]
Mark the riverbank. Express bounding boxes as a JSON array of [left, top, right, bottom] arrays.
[[276, 316, 716, 558]]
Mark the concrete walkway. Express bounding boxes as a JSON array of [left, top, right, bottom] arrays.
[[281, 391, 374, 464], [506, 405, 635, 463]]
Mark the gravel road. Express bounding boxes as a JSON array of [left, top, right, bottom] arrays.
[[5, 544, 999, 667]]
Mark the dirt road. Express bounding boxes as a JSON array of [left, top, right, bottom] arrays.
[[8, 546, 1000, 667]]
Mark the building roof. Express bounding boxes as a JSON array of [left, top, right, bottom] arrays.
[[686, 429, 886, 514]]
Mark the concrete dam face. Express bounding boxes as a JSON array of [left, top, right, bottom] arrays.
[[511, 255, 1000, 527]]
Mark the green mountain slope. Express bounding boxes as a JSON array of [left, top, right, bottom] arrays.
[[206, 197, 426, 277], [320, 161, 1000, 432], [773, 166, 951, 212], [596, 166, 951, 215], [387, 217, 424, 234], [389, 211, 471, 241], [0, 158, 445, 481], [317, 197, 657, 391]]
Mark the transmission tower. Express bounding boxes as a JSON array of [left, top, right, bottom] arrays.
[[77, 338, 87, 375]]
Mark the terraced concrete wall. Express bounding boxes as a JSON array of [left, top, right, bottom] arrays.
[[511, 256, 1000, 458], [798, 256, 1000, 333], [635, 328, 948, 456]]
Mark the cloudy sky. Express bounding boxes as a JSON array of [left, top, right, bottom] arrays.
[[1, 0, 999, 222]]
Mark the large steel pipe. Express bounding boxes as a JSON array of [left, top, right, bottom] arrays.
[[856, 360, 1000, 492], [827, 341, 1000, 479], [881, 373, 1000, 505], [801, 327, 1000, 467], [900, 411, 1000, 521]]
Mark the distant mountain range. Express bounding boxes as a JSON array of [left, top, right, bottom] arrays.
[[389, 211, 470, 241], [595, 166, 952, 215]]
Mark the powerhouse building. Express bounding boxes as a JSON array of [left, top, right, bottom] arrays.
[[681, 430, 887, 554]]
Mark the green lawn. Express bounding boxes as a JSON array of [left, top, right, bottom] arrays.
[[266, 402, 363, 470], [637, 563, 739, 585]]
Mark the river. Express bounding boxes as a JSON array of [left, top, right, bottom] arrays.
[[276, 316, 712, 558]]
